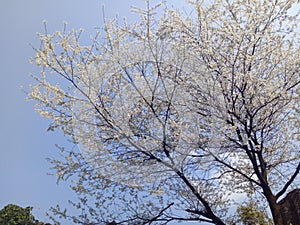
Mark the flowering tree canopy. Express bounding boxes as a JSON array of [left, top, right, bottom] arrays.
[[29, 0, 300, 224]]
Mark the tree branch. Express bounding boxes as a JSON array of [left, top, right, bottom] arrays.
[[276, 162, 300, 200]]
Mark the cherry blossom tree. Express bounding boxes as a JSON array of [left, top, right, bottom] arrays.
[[29, 0, 300, 224]]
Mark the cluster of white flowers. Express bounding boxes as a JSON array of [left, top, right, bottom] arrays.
[[29, 0, 300, 223]]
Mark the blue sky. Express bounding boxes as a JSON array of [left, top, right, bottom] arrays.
[[0, 0, 187, 224]]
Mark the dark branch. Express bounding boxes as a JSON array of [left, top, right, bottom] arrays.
[[276, 162, 300, 200]]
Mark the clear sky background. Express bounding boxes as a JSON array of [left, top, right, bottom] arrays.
[[0, 0, 187, 224]]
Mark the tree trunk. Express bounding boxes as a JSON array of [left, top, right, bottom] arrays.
[[268, 200, 284, 225], [278, 189, 300, 225], [264, 189, 285, 225], [265, 189, 300, 225]]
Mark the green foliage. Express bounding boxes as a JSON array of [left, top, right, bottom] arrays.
[[0, 204, 51, 225], [234, 202, 273, 225], [0, 204, 36, 225]]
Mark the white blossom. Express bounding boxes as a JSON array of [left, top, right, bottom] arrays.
[[29, 1, 300, 224]]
